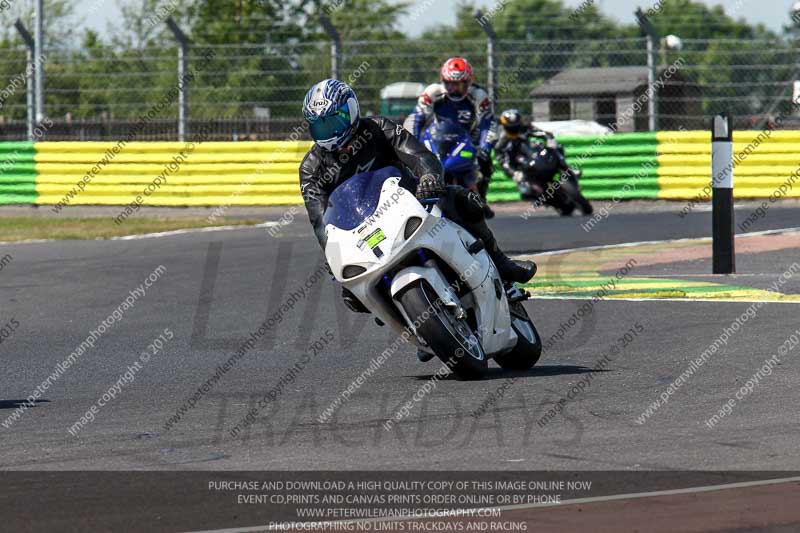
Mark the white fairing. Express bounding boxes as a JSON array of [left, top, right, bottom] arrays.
[[324, 175, 517, 357]]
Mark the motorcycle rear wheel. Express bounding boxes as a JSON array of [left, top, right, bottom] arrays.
[[559, 181, 594, 215], [547, 184, 575, 216], [398, 280, 488, 380]]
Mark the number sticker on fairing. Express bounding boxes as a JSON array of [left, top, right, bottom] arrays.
[[365, 228, 386, 249]]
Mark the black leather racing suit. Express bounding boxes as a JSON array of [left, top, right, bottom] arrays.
[[300, 116, 443, 248], [494, 128, 547, 179], [494, 128, 592, 214], [299, 116, 536, 289]]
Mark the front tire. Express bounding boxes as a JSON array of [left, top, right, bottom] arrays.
[[398, 281, 487, 380], [494, 301, 542, 371], [560, 181, 591, 215]]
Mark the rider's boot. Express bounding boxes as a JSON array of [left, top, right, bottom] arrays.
[[468, 217, 537, 284], [446, 187, 537, 284]]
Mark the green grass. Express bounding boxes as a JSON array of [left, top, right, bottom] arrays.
[[0, 217, 262, 242]]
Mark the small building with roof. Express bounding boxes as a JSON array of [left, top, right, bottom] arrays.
[[529, 66, 702, 131]]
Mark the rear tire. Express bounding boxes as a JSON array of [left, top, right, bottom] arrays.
[[552, 191, 575, 216], [494, 301, 542, 371], [398, 281, 487, 380], [576, 192, 593, 215]]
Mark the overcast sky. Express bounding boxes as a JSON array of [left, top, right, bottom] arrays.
[[76, 0, 793, 37]]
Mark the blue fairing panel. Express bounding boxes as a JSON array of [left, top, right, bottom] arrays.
[[323, 166, 403, 230]]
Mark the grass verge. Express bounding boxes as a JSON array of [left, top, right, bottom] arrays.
[[0, 217, 262, 242]]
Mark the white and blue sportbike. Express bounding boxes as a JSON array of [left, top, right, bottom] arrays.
[[323, 166, 542, 379]]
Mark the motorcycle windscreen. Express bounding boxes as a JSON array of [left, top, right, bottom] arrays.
[[427, 120, 471, 161], [322, 166, 403, 231], [433, 136, 460, 161]]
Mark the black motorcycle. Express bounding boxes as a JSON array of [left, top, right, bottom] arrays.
[[514, 132, 593, 216]]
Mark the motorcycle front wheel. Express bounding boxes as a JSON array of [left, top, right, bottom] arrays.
[[398, 280, 487, 380], [493, 301, 542, 371]]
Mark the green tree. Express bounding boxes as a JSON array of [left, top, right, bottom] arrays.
[[112, 0, 193, 50], [321, 0, 408, 42], [0, 0, 78, 47], [641, 0, 775, 41], [0, 0, 78, 121], [298, 0, 411, 113], [420, 1, 626, 110], [641, 0, 784, 119]]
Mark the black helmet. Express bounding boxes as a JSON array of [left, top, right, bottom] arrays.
[[500, 109, 523, 137]]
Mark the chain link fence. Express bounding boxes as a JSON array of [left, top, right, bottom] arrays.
[[1, 36, 799, 141]]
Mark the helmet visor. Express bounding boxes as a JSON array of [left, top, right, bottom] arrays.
[[444, 81, 468, 98], [308, 109, 352, 144]]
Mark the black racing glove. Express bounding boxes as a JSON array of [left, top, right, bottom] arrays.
[[416, 173, 445, 201]]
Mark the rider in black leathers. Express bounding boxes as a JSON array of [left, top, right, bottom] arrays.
[[494, 109, 554, 188], [494, 109, 593, 215], [299, 81, 537, 316]]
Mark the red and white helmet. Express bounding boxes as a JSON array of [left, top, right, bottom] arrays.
[[440, 57, 473, 101]]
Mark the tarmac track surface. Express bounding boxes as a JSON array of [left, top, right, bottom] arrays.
[[1, 201, 800, 531]]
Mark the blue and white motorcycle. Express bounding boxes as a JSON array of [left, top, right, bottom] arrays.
[[323, 166, 541, 379], [420, 118, 479, 190]]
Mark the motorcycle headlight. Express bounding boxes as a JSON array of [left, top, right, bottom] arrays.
[[342, 265, 366, 279], [404, 217, 423, 239]]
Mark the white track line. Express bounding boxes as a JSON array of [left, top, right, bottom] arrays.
[[2, 220, 797, 250], [110, 222, 278, 241], [516, 226, 800, 304], [179, 475, 800, 533], [0, 221, 279, 247], [515, 225, 800, 258]]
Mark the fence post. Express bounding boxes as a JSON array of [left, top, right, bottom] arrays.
[[34, 0, 45, 125], [14, 20, 36, 141], [166, 17, 189, 142], [320, 14, 341, 81], [712, 113, 735, 274], [635, 9, 659, 132], [474, 9, 497, 106]]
